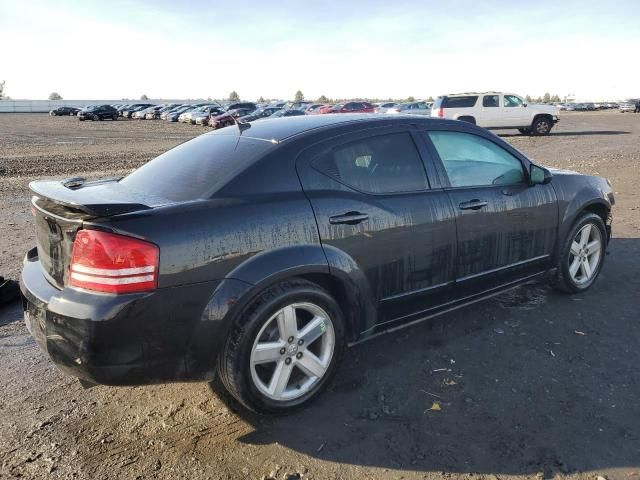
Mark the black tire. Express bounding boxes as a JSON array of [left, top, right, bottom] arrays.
[[112, 114, 118, 121], [216, 278, 345, 414], [79, 117, 85, 121], [518, 128, 532, 135], [531, 116, 553, 136], [554, 212, 607, 293]]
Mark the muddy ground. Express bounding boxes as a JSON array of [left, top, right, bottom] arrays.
[[0, 112, 639, 480]]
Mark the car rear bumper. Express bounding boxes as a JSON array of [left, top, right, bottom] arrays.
[[20, 248, 222, 386]]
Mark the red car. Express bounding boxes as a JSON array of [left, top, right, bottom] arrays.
[[319, 101, 375, 114], [209, 107, 255, 129]]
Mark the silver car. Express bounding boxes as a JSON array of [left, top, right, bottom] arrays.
[[386, 101, 431, 115], [619, 102, 636, 113]]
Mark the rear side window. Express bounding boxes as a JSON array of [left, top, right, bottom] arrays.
[[313, 132, 428, 194], [443, 96, 478, 108], [427, 131, 525, 187], [482, 95, 499, 107], [120, 134, 274, 202]]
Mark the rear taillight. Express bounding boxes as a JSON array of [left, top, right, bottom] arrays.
[[438, 107, 444, 118], [69, 230, 159, 294]]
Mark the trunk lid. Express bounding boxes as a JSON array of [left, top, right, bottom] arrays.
[[30, 178, 163, 289]]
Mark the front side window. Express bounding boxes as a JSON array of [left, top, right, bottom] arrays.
[[504, 95, 523, 107], [313, 132, 428, 194], [427, 131, 525, 187]]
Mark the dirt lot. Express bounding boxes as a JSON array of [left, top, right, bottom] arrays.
[[1, 112, 639, 480]]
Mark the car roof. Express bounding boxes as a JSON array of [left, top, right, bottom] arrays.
[[208, 114, 456, 142], [443, 92, 502, 97]]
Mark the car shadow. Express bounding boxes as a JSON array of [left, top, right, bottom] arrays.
[[0, 298, 22, 327], [499, 130, 630, 138], [221, 237, 640, 477]]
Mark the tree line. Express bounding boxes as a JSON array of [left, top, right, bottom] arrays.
[[0, 84, 566, 105]]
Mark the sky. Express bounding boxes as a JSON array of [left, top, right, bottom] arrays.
[[1, 0, 639, 101]]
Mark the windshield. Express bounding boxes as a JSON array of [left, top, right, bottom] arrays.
[[120, 134, 275, 202]]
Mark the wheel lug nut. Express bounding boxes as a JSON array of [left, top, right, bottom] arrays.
[[285, 357, 292, 365], [288, 336, 294, 343], [280, 347, 286, 355], [298, 339, 304, 346], [296, 352, 303, 359]]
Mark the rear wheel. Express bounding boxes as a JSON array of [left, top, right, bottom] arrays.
[[531, 116, 553, 136], [216, 278, 345, 414], [554, 212, 606, 293]]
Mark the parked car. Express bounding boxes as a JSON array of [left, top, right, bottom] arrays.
[[237, 106, 282, 122], [304, 104, 328, 114], [145, 104, 181, 120], [78, 105, 119, 121], [122, 104, 155, 118], [263, 109, 306, 119], [49, 106, 81, 116], [193, 106, 226, 126], [385, 101, 430, 115], [21, 115, 614, 414], [619, 102, 635, 113], [179, 105, 222, 124], [374, 102, 398, 113], [320, 102, 375, 114], [432, 92, 560, 135], [133, 105, 166, 119], [226, 102, 257, 112], [163, 105, 196, 122], [209, 107, 255, 129]]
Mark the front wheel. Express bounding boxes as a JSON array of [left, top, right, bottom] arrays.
[[531, 116, 553, 136], [554, 212, 606, 293], [216, 278, 345, 414], [518, 127, 532, 135]]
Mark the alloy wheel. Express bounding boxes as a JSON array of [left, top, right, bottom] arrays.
[[536, 119, 550, 134], [250, 302, 335, 401], [568, 223, 602, 284]]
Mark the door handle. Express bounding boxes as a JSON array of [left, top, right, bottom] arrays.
[[329, 212, 369, 225], [459, 199, 488, 210]]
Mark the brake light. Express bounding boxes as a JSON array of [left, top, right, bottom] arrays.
[[438, 107, 444, 118], [69, 230, 159, 293]]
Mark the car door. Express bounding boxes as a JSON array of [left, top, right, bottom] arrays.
[[297, 126, 457, 331], [500, 94, 529, 127], [477, 94, 501, 127], [421, 126, 558, 295]]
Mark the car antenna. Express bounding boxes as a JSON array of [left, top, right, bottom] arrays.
[[233, 114, 251, 134]]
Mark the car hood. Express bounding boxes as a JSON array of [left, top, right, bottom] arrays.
[[529, 104, 560, 115]]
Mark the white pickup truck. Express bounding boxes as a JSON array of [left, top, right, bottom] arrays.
[[431, 92, 560, 135]]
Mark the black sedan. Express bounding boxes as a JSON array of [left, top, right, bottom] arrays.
[[49, 106, 80, 116], [78, 105, 119, 121], [21, 115, 614, 414]]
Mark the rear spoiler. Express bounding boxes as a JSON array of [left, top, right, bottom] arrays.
[[29, 178, 153, 217]]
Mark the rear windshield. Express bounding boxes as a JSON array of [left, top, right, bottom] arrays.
[[442, 96, 478, 108], [119, 134, 274, 202]]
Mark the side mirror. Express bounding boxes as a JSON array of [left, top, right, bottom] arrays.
[[530, 164, 552, 185]]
